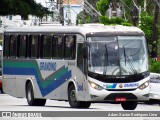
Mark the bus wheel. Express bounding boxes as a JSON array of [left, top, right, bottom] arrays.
[[81, 102, 91, 108], [68, 84, 82, 108], [26, 82, 46, 106], [68, 84, 90, 108], [121, 101, 138, 110]]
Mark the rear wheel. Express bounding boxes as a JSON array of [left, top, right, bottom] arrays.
[[121, 101, 138, 110], [68, 84, 91, 108], [26, 82, 46, 106]]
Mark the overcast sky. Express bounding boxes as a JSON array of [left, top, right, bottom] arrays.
[[35, 0, 46, 7]]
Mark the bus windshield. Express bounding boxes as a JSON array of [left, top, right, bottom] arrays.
[[87, 36, 148, 75]]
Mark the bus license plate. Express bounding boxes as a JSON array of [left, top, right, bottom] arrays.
[[116, 97, 126, 102]]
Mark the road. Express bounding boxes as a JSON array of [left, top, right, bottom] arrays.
[[0, 93, 160, 120]]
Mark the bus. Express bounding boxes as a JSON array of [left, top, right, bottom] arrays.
[[2, 25, 149, 110]]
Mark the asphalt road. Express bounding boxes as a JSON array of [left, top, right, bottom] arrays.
[[0, 93, 160, 120]]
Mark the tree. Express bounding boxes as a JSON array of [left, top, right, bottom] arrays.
[[140, 12, 154, 47], [0, 0, 51, 19], [96, 0, 110, 16]]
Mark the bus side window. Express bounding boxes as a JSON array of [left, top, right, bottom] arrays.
[[18, 35, 27, 58], [30, 35, 39, 58], [42, 35, 52, 59], [10, 35, 17, 58], [64, 35, 76, 59], [77, 43, 84, 72], [52, 35, 63, 59], [4, 35, 10, 58]]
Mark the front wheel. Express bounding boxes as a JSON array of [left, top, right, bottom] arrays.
[[121, 101, 138, 110], [26, 82, 46, 106], [68, 84, 91, 108]]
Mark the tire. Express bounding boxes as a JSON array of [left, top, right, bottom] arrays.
[[81, 102, 91, 108], [68, 84, 91, 108], [121, 101, 138, 110], [26, 82, 46, 106], [1, 88, 4, 94]]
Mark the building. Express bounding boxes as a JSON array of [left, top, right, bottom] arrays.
[[0, 15, 34, 27], [63, 0, 83, 25], [0, 0, 84, 26]]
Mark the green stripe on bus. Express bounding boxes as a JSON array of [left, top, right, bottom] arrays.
[[42, 67, 68, 88], [4, 61, 37, 68]]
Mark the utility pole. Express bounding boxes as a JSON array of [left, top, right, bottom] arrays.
[[59, 0, 64, 25], [152, 0, 159, 58], [68, 0, 72, 25], [132, 0, 139, 26], [112, 0, 117, 17]]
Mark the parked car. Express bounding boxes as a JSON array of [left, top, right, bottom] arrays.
[[149, 73, 160, 103]]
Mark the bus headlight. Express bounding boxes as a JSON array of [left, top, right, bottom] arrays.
[[89, 81, 103, 90], [138, 81, 149, 90]]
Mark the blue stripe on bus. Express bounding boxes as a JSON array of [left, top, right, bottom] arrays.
[[3, 67, 71, 97]]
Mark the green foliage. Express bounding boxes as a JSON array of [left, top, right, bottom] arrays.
[[76, 10, 95, 24], [150, 58, 160, 73], [139, 12, 154, 45], [0, 0, 51, 19], [121, 22, 132, 26], [99, 16, 132, 26], [96, 0, 109, 16]]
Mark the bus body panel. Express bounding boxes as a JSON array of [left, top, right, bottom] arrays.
[[3, 58, 87, 101], [84, 76, 150, 102]]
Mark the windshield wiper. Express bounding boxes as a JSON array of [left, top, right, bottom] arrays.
[[103, 44, 108, 75], [122, 46, 137, 74], [126, 57, 137, 74], [123, 46, 127, 66]]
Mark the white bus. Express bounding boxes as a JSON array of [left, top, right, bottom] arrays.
[[2, 25, 149, 110]]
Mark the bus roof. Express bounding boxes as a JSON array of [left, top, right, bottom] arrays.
[[3, 25, 144, 36]]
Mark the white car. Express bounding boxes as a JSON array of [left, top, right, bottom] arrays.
[[149, 73, 160, 101]]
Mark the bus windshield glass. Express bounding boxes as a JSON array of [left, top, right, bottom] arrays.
[[87, 36, 148, 75]]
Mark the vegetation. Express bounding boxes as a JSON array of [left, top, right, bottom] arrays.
[[0, 0, 51, 19], [150, 58, 160, 73], [76, 0, 160, 73], [99, 16, 132, 26], [96, 0, 110, 16]]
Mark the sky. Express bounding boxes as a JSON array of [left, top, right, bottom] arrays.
[[35, 0, 46, 7]]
